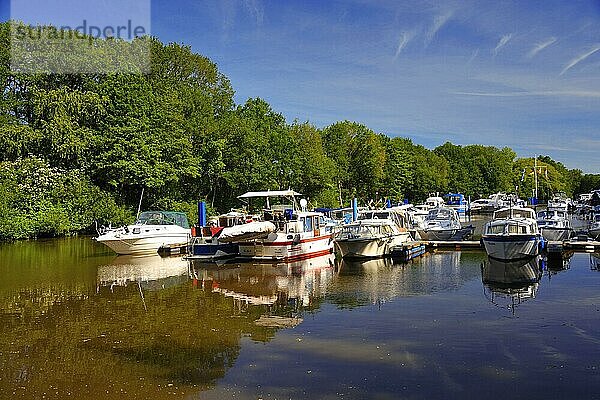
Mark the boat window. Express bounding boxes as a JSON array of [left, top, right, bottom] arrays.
[[487, 224, 505, 234], [427, 208, 452, 220], [304, 216, 313, 232], [314, 217, 320, 229], [508, 224, 519, 234]]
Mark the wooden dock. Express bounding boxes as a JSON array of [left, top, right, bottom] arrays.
[[390, 242, 427, 261], [158, 243, 190, 255], [546, 240, 600, 253]]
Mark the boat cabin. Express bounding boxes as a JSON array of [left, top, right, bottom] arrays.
[[337, 220, 400, 239], [485, 220, 535, 235], [493, 207, 536, 220], [358, 209, 411, 229], [425, 207, 458, 222]]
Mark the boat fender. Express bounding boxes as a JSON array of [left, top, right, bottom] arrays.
[[292, 234, 301, 246]]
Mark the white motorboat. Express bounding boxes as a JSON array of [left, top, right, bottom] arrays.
[[334, 209, 412, 259], [424, 196, 445, 209], [536, 209, 572, 241], [418, 207, 462, 240], [231, 190, 334, 262], [95, 211, 191, 255], [547, 192, 572, 213], [481, 193, 527, 213], [469, 198, 492, 213], [481, 207, 543, 261]]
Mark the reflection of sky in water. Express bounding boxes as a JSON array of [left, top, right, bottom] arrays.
[[203, 252, 600, 400]]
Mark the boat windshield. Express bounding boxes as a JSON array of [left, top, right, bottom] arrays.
[[136, 211, 190, 228], [426, 208, 453, 220], [487, 222, 531, 234], [338, 223, 394, 238], [537, 211, 550, 219], [358, 211, 391, 220], [494, 208, 535, 219]]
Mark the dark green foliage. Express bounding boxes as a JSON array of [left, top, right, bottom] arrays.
[[0, 21, 597, 240]]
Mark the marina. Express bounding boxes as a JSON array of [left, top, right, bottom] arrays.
[[1, 2, 600, 398]]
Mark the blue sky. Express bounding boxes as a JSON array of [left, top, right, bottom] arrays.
[[3, 0, 600, 172]]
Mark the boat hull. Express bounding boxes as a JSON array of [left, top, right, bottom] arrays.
[[540, 227, 571, 242], [335, 233, 410, 259], [482, 234, 540, 261], [238, 233, 334, 262], [96, 230, 190, 255], [187, 242, 239, 260], [419, 229, 458, 241]]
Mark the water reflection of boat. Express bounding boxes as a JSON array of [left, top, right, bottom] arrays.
[[481, 256, 543, 313], [97, 254, 188, 290], [333, 252, 479, 308], [591, 253, 600, 271], [188, 253, 335, 313], [545, 251, 573, 274]]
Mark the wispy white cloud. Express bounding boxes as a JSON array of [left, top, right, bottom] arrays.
[[493, 33, 513, 56], [453, 90, 600, 98], [424, 11, 453, 47], [393, 31, 415, 60], [467, 48, 479, 65], [243, 0, 264, 26], [560, 45, 600, 75], [526, 37, 557, 58]]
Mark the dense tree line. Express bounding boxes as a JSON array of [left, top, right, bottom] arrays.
[[0, 21, 598, 239]]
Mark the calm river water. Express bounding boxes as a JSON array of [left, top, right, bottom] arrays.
[[1, 237, 599, 399]]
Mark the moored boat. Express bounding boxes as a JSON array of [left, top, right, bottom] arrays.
[[95, 211, 191, 255], [334, 209, 411, 259], [232, 190, 334, 262], [187, 211, 253, 261], [481, 207, 543, 261], [418, 207, 462, 240], [536, 209, 572, 241], [547, 192, 572, 213], [444, 193, 468, 213]]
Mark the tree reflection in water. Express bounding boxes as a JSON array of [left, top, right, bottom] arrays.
[[0, 244, 335, 399]]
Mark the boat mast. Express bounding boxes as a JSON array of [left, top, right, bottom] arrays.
[[534, 155, 538, 201], [136, 187, 144, 219]]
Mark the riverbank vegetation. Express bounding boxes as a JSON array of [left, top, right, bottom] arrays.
[[0, 21, 598, 240]]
